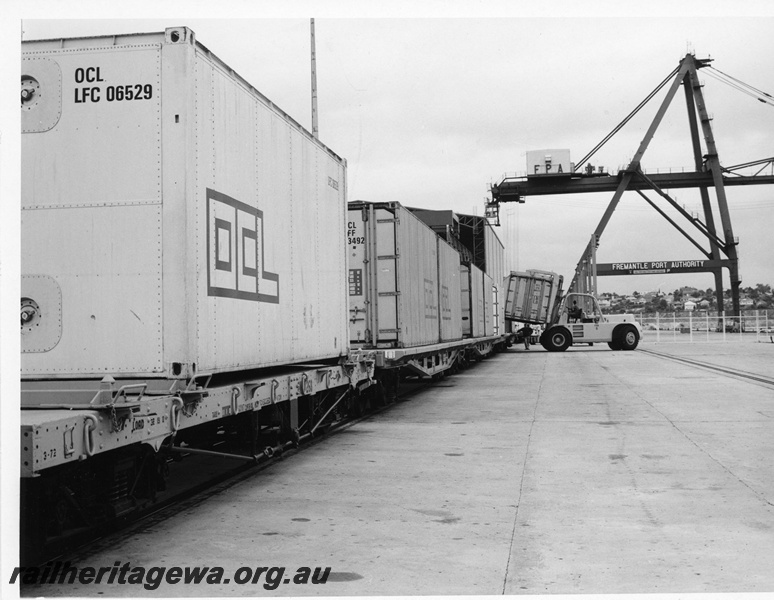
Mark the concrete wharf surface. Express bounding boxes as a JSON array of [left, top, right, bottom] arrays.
[[23, 341, 774, 597]]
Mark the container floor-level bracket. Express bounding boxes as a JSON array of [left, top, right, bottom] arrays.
[[20, 358, 376, 478]]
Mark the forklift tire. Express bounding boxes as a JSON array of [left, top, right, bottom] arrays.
[[616, 325, 639, 350], [542, 327, 572, 352]]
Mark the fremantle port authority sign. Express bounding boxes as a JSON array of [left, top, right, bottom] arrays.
[[596, 259, 732, 276], [206, 188, 280, 303]]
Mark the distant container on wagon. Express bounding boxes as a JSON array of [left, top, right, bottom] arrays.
[[347, 201, 463, 348], [410, 208, 505, 337], [461, 263, 482, 338], [410, 208, 505, 280], [461, 264, 496, 338], [21, 27, 348, 380]]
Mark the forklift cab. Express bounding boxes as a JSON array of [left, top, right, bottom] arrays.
[[562, 293, 601, 325]]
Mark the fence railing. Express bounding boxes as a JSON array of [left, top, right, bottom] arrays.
[[633, 310, 774, 343]]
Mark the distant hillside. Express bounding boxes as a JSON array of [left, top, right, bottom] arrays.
[[600, 283, 773, 313]]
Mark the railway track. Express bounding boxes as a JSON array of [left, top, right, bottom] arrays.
[[27, 376, 440, 568], [638, 347, 774, 389]]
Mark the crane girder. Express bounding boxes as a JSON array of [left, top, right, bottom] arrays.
[[490, 170, 774, 203], [488, 53, 773, 316]]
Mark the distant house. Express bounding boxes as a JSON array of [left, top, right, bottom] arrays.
[[740, 298, 755, 308], [683, 300, 697, 311]]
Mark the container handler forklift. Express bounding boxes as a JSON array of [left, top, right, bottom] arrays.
[[541, 291, 641, 351], [504, 270, 642, 351]]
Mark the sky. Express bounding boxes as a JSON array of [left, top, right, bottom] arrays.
[[5, 4, 774, 298]]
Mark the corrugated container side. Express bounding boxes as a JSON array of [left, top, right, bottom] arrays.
[[21, 29, 348, 379], [461, 264, 485, 338], [460, 265, 472, 337], [483, 273, 494, 337], [494, 282, 506, 336], [395, 205, 441, 347], [504, 273, 529, 321], [347, 205, 375, 345], [484, 225, 505, 281], [437, 238, 463, 342], [483, 226, 505, 336], [192, 49, 348, 373], [503, 270, 562, 325], [471, 266, 485, 337], [528, 273, 547, 322], [347, 202, 443, 349], [527, 270, 563, 324]]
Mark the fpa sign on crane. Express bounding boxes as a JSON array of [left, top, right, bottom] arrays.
[[526, 150, 573, 175]]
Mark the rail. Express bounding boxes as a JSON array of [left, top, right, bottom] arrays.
[[638, 348, 774, 388]]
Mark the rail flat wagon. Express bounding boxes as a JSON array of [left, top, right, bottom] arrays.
[[20, 27, 370, 563], [348, 201, 505, 380]]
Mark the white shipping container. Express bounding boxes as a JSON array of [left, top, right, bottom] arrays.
[[21, 27, 348, 379], [483, 224, 506, 281], [483, 273, 494, 337], [438, 238, 463, 342], [482, 224, 505, 336], [348, 201, 454, 348], [492, 281, 505, 337], [504, 270, 564, 325], [461, 264, 486, 338], [461, 265, 472, 337]]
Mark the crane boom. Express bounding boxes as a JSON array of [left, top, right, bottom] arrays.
[[487, 54, 773, 316]]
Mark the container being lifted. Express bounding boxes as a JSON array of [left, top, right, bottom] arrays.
[[504, 270, 564, 325], [503, 270, 641, 351]]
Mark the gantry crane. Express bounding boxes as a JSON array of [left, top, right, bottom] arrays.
[[487, 53, 774, 316]]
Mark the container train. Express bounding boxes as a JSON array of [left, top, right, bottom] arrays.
[[19, 27, 511, 562]]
